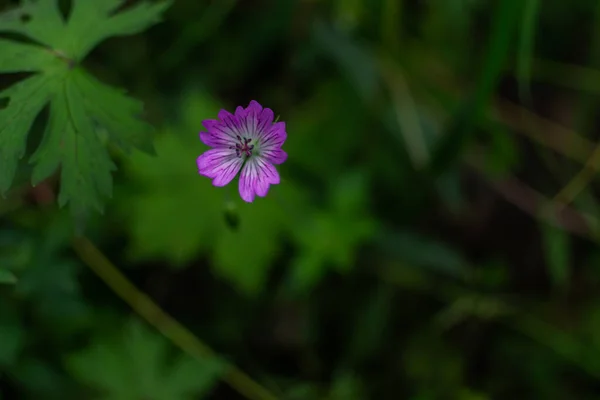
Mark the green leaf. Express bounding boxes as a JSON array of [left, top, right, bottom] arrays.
[[66, 0, 173, 59], [73, 71, 156, 154], [428, 0, 523, 176], [66, 320, 223, 400], [0, 324, 23, 366], [0, 306, 24, 367], [0, 269, 17, 284], [285, 80, 369, 179], [0, 58, 63, 195], [12, 358, 69, 399], [0, 0, 68, 48], [0, 0, 172, 61], [0, 0, 169, 218], [288, 172, 377, 293], [0, 229, 35, 272], [420, 0, 477, 69], [312, 21, 380, 103], [29, 72, 116, 215], [517, 0, 541, 103]]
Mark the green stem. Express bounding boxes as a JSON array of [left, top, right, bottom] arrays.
[[516, 0, 540, 104], [71, 235, 279, 400]]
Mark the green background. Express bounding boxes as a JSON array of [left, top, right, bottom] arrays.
[[2, 0, 600, 399]]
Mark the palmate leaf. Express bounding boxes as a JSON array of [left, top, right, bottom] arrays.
[[0, 0, 171, 218], [66, 320, 223, 400], [288, 172, 378, 293]]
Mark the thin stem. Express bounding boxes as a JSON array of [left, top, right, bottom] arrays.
[[549, 2, 600, 218], [71, 235, 279, 400], [465, 150, 597, 239], [551, 146, 600, 211], [516, 0, 540, 104], [378, 266, 600, 380]]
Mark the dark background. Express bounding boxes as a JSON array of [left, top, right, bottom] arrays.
[[2, 0, 600, 399]]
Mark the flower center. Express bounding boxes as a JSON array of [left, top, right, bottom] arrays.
[[231, 135, 255, 158]]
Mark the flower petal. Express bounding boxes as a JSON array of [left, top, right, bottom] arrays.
[[238, 157, 280, 202], [234, 106, 246, 119], [197, 148, 243, 187], [262, 148, 287, 165], [241, 101, 275, 140], [243, 100, 262, 139], [218, 109, 243, 133], [199, 131, 235, 147], [259, 121, 286, 149], [238, 162, 256, 203], [246, 100, 263, 115], [256, 157, 280, 185], [257, 107, 274, 134], [202, 119, 238, 143]]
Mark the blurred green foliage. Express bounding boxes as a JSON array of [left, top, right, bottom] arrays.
[[66, 320, 222, 399], [2, 0, 600, 399]]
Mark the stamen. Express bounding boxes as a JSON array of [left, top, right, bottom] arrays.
[[233, 135, 255, 158]]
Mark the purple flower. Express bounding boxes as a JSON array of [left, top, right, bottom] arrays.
[[197, 100, 288, 202]]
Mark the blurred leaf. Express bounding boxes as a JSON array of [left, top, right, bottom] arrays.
[[345, 283, 393, 365], [16, 259, 79, 298], [0, 229, 35, 272], [379, 65, 430, 168], [540, 222, 570, 291], [312, 21, 381, 104], [581, 302, 600, 349], [381, 0, 402, 51], [334, 0, 363, 32], [284, 383, 321, 400], [288, 172, 377, 292], [458, 388, 490, 400], [434, 295, 510, 331], [0, 269, 16, 284], [214, 190, 301, 294], [121, 91, 304, 295], [420, 0, 480, 71], [517, 0, 541, 102], [12, 358, 70, 399], [66, 320, 223, 400], [65, 0, 173, 58], [403, 330, 464, 393], [286, 80, 369, 179], [573, 2, 600, 135], [0, 306, 24, 367], [328, 370, 365, 400], [428, 0, 523, 176], [511, 314, 600, 379], [0, 324, 23, 367], [379, 230, 469, 278], [13, 216, 90, 333], [160, 0, 237, 70]]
